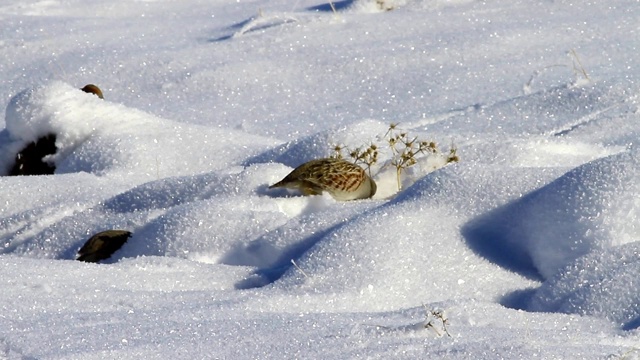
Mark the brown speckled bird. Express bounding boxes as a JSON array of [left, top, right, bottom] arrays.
[[269, 158, 377, 201]]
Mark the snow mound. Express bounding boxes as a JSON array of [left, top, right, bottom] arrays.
[[464, 147, 640, 281], [528, 242, 640, 329], [1, 81, 277, 179], [271, 162, 542, 311], [515, 148, 640, 279], [113, 165, 293, 263]]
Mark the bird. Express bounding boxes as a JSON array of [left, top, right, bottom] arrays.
[[80, 84, 104, 99], [269, 158, 377, 201], [76, 230, 132, 263]]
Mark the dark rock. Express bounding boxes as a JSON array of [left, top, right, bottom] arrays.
[[9, 133, 57, 176], [77, 230, 132, 263]]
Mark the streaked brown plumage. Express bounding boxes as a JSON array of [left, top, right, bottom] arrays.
[[269, 158, 377, 201], [77, 230, 132, 263]]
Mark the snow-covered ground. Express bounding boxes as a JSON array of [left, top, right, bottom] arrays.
[[0, 0, 639, 358]]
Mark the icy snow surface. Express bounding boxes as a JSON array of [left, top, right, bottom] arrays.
[[0, 0, 639, 358]]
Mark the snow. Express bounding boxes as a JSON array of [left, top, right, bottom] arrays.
[[0, 0, 639, 358]]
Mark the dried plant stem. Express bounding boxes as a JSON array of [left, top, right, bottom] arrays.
[[332, 123, 459, 191], [290, 259, 309, 278], [570, 48, 589, 81], [328, 1, 337, 13]]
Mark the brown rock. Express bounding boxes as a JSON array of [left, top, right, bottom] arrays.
[[77, 230, 132, 263]]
